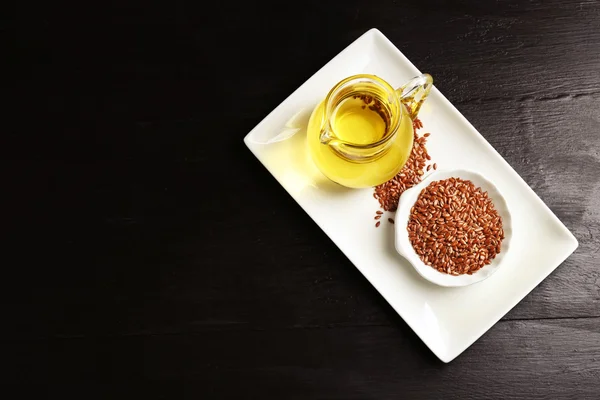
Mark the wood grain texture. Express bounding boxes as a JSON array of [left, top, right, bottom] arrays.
[[4, 318, 600, 398], [4, 0, 600, 396]]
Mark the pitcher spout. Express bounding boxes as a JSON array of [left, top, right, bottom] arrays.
[[319, 128, 334, 145]]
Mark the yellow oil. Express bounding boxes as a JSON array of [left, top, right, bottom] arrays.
[[307, 89, 414, 188], [332, 96, 387, 144]]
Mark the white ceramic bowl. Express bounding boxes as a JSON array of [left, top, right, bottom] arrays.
[[394, 169, 512, 287]]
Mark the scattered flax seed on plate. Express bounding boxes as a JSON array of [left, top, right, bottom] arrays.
[[373, 117, 435, 213], [407, 178, 505, 275]]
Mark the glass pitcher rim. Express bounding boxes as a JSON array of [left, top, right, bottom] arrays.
[[323, 74, 403, 150]]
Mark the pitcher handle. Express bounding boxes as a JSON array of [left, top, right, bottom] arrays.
[[396, 74, 433, 120]]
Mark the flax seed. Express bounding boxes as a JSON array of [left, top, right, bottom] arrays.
[[406, 178, 504, 275], [373, 118, 432, 212]]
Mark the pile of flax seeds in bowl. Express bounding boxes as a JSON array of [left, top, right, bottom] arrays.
[[373, 118, 505, 276]]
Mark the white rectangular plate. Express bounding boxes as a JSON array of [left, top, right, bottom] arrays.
[[243, 29, 578, 362]]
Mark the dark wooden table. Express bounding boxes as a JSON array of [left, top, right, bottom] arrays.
[[5, 0, 600, 397]]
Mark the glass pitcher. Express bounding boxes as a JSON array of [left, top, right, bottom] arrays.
[[306, 73, 433, 188]]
